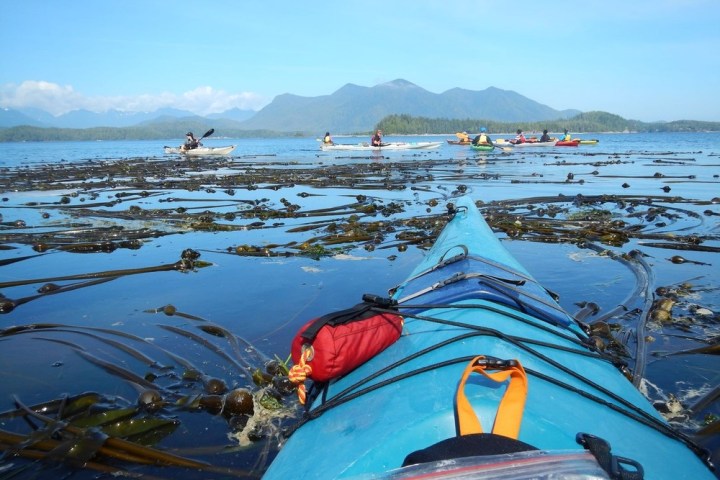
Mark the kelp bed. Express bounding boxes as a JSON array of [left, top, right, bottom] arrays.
[[1, 148, 719, 478]]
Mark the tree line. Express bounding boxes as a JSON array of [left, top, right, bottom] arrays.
[[374, 111, 720, 135]]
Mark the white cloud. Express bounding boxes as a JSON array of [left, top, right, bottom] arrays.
[[0, 81, 268, 116], [0, 81, 85, 116]]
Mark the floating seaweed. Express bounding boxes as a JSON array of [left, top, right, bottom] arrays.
[[1, 143, 718, 476], [0, 319, 298, 478]]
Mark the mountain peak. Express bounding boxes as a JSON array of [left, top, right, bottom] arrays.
[[378, 79, 419, 89]]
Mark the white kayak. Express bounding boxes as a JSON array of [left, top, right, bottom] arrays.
[[163, 145, 236, 156], [320, 141, 442, 152]]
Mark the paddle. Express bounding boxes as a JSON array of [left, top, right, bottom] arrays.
[[200, 128, 214, 140], [475, 142, 511, 153], [198, 128, 214, 144], [469, 137, 510, 152]]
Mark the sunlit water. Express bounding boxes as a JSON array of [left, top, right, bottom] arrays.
[[0, 132, 718, 478]]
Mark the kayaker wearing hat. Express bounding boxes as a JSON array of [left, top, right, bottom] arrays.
[[472, 127, 492, 146], [182, 132, 200, 151]]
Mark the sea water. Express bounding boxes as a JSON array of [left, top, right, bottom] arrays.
[[0, 132, 718, 478]]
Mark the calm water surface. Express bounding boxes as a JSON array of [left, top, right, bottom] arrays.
[[0, 132, 718, 478]]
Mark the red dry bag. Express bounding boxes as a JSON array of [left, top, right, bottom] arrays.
[[291, 302, 403, 383]]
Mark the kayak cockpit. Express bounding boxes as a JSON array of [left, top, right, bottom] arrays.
[[391, 247, 578, 332]]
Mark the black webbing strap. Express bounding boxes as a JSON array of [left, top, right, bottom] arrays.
[[577, 433, 644, 480], [299, 302, 375, 341], [300, 297, 400, 342]]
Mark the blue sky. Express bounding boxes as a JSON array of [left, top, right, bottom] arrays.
[[2, 0, 718, 122]]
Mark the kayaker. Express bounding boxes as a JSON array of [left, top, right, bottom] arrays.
[[561, 129, 572, 141], [471, 127, 492, 146], [371, 129, 384, 147], [323, 132, 334, 145], [456, 131, 470, 143], [510, 129, 526, 144], [182, 132, 200, 151], [539, 129, 552, 142]]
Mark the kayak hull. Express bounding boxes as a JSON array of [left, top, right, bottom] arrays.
[[163, 145, 236, 156], [555, 140, 581, 147], [320, 141, 442, 152], [265, 196, 713, 479], [497, 139, 557, 147], [470, 143, 494, 152]]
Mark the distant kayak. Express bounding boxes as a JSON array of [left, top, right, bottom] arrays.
[[320, 141, 442, 152], [579, 139, 600, 145], [447, 139, 473, 145], [163, 145, 236, 156], [555, 139, 581, 147], [514, 141, 556, 148], [496, 138, 557, 148]]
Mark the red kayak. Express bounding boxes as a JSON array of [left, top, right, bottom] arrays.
[[555, 139, 580, 147]]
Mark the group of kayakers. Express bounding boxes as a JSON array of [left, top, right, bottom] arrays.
[[322, 129, 386, 147], [184, 127, 572, 151], [509, 128, 571, 145], [323, 127, 573, 149], [451, 129, 492, 146], [453, 127, 572, 146]]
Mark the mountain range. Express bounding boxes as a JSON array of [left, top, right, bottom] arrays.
[[1, 79, 582, 134], [0, 107, 256, 130]]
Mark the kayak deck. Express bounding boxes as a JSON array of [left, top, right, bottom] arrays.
[[264, 197, 713, 479]]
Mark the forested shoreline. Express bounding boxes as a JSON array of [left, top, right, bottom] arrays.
[[1, 111, 718, 142], [375, 111, 720, 135]]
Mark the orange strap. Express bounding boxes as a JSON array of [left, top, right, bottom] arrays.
[[455, 355, 527, 439]]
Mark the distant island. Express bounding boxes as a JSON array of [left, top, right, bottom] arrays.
[[375, 111, 720, 135]]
